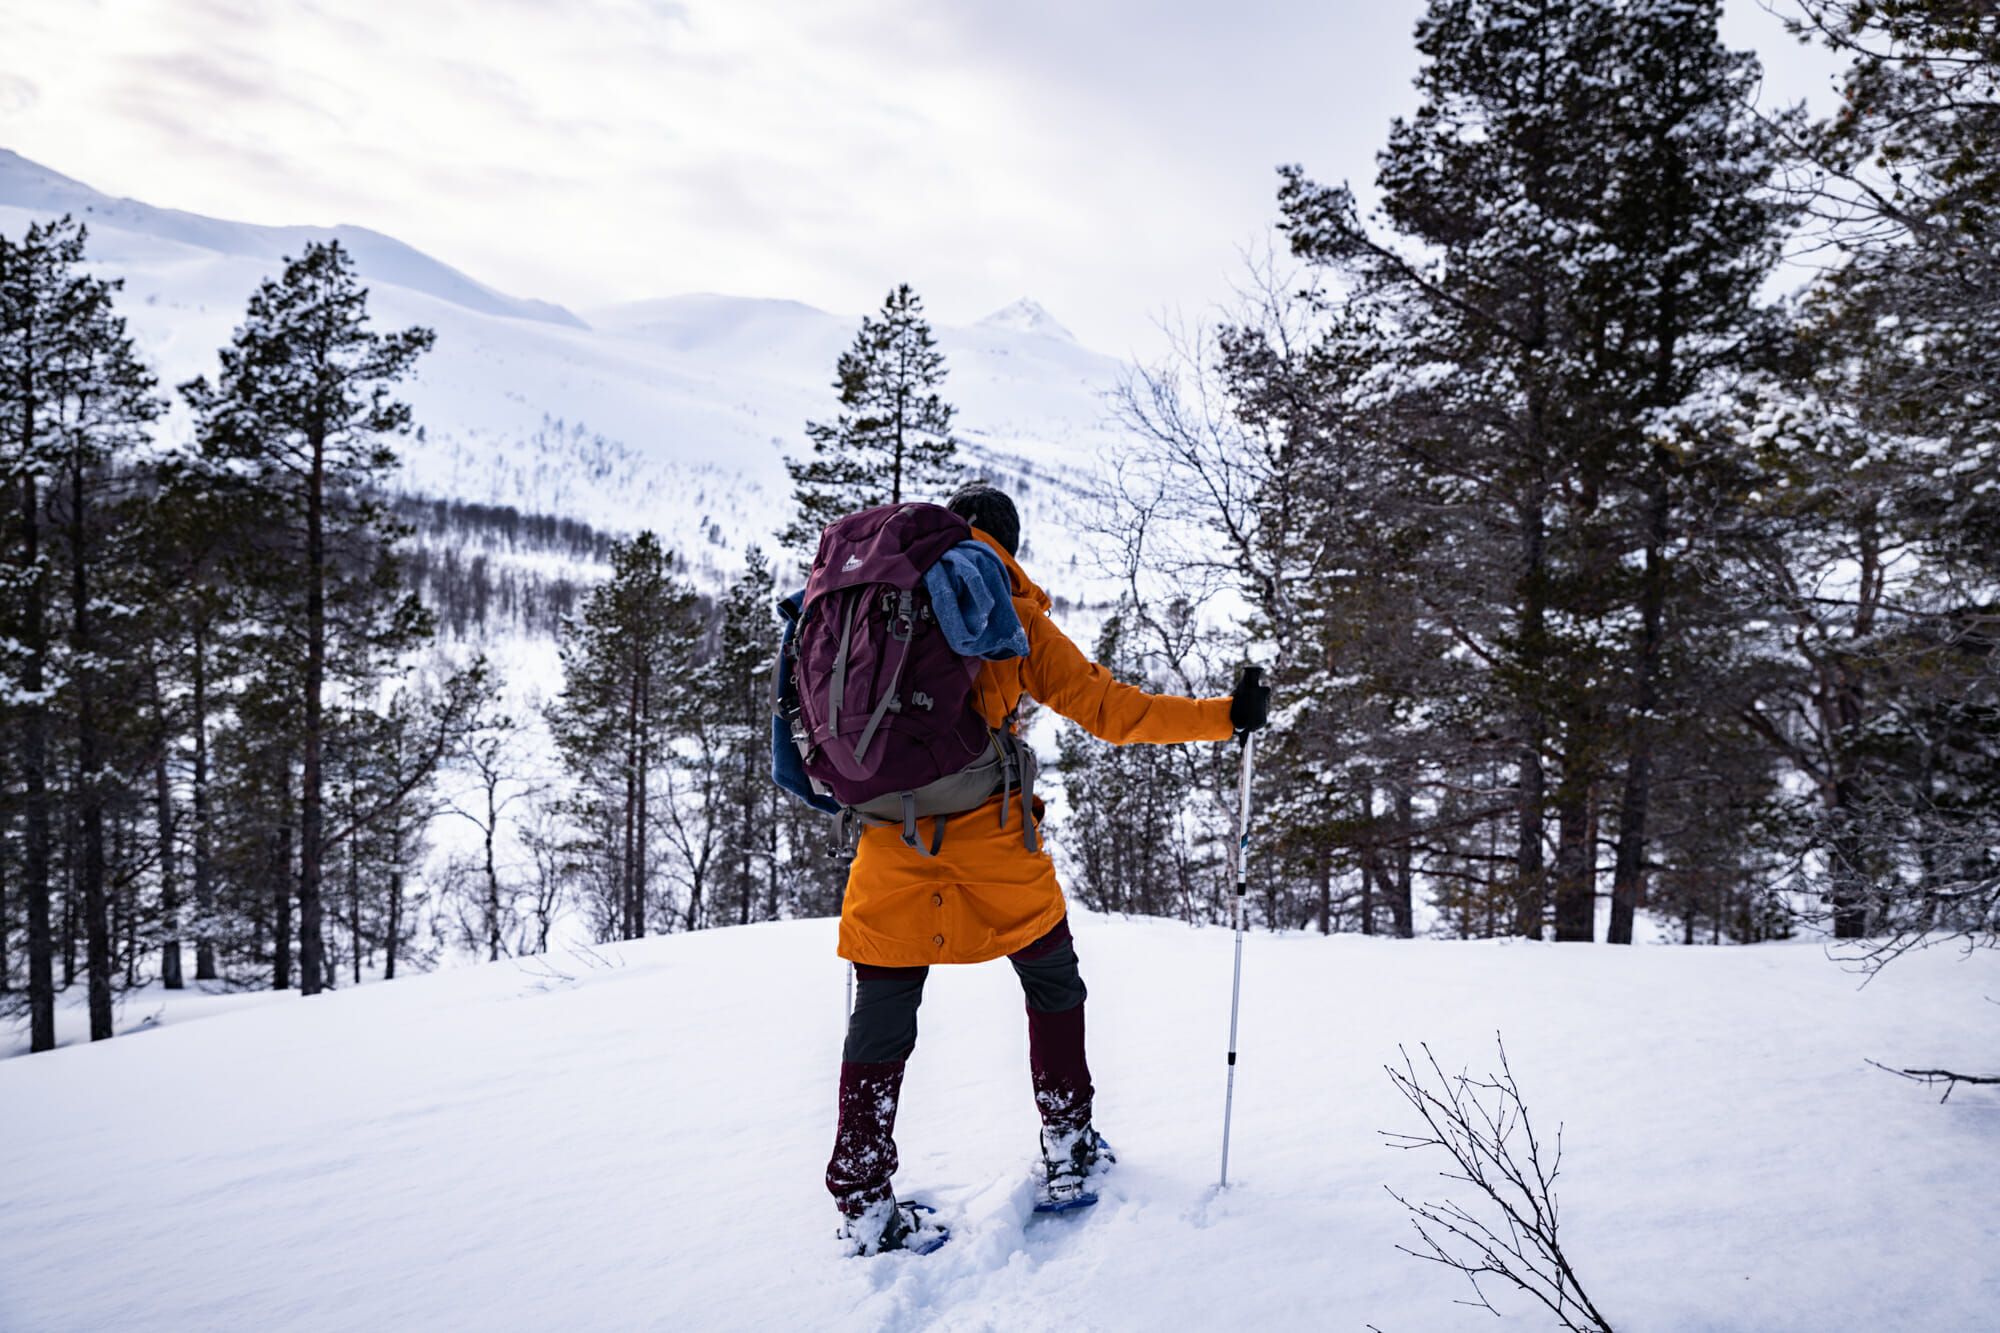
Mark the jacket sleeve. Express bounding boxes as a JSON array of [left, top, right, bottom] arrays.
[[1019, 607, 1236, 745]]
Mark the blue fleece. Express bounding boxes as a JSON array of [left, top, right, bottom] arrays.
[[923, 541, 1030, 661]]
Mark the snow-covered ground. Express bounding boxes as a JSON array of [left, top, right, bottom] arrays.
[[4, 913, 1996, 1332]]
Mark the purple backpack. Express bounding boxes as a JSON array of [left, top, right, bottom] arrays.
[[779, 502, 1037, 855]]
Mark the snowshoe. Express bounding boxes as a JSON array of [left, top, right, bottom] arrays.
[[1035, 1124, 1115, 1214], [838, 1199, 950, 1257]]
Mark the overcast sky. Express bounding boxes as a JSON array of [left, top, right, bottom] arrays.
[[0, 0, 1843, 359]]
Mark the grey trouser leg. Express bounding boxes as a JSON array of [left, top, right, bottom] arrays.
[[843, 964, 929, 1064], [1009, 917, 1087, 1013]]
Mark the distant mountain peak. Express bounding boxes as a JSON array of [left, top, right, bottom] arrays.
[[977, 299, 1074, 342]]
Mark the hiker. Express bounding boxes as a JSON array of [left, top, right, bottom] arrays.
[[776, 483, 1271, 1255]]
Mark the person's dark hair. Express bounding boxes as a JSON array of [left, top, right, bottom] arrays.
[[944, 482, 1020, 556]]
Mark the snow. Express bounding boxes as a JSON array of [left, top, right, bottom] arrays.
[[7, 144, 1994, 1333], [0, 150, 585, 330], [5, 914, 1997, 1332], [977, 299, 1076, 343], [0, 151, 1131, 596]]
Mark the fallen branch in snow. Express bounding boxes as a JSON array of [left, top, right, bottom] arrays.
[[514, 942, 628, 993], [1866, 1060, 2000, 1103], [1382, 1037, 1615, 1333], [514, 956, 579, 992]]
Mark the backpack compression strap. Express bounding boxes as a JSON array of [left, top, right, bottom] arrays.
[[823, 587, 919, 768], [995, 730, 1040, 852], [853, 589, 918, 764], [827, 589, 860, 739], [900, 793, 947, 857]]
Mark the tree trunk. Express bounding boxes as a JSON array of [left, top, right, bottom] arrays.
[[634, 737, 649, 938], [153, 664, 184, 989], [70, 459, 114, 1040], [63, 858, 77, 987], [298, 425, 327, 995], [191, 630, 217, 981], [271, 794, 294, 990], [22, 470, 57, 1051], [1828, 510, 1881, 939], [1552, 760, 1594, 942], [739, 748, 754, 927], [120, 813, 138, 986], [386, 871, 403, 980], [1316, 855, 1331, 936], [1514, 496, 1549, 940], [484, 780, 501, 962], [1609, 467, 1668, 945], [1358, 785, 1378, 936], [349, 834, 362, 986], [624, 765, 641, 940], [1390, 783, 1416, 939], [1, 829, 9, 992], [764, 806, 780, 922]]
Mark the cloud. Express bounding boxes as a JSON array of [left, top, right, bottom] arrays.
[[0, 0, 1847, 358], [0, 73, 36, 115]]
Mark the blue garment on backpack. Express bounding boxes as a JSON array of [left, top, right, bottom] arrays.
[[770, 544, 1027, 813], [922, 541, 1029, 661]]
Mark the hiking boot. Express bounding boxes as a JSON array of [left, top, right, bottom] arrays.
[[1037, 1124, 1114, 1212], [837, 1198, 949, 1257]]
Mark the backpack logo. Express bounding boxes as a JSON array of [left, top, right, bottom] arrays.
[[842, 554, 864, 572]]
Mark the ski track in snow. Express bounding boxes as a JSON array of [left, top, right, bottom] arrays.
[[4, 915, 1998, 1332]]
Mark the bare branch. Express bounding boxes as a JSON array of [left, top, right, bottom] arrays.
[[1866, 1059, 2000, 1104], [1382, 1037, 1616, 1333]]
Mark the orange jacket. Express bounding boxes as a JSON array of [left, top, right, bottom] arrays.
[[838, 529, 1235, 967]]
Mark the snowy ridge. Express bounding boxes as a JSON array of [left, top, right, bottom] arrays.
[[3, 914, 1996, 1329], [0, 151, 1130, 594], [0, 149, 585, 329]]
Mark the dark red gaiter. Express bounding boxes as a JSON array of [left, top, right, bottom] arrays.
[[1026, 1003, 1094, 1135], [826, 1060, 906, 1216]]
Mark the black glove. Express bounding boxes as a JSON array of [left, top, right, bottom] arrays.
[[1229, 666, 1270, 734]]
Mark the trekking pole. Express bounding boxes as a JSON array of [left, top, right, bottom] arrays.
[[1219, 668, 1261, 1189]]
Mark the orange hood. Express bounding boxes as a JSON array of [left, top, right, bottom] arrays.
[[969, 527, 1052, 618]]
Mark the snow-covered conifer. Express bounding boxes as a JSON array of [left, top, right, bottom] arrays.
[[781, 284, 963, 552], [180, 239, 436, 995]]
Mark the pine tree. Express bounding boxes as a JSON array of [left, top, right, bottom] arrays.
[[705, 548, 782, 926], [1, 217, 161, 1047], [547, 531, 699, 940], [781, 284, 963, 552], [1748, 0, 2000, 944], [1272, 0, 1793, 942], [132, 457, 252, 983], [180, 239, 435, 996]]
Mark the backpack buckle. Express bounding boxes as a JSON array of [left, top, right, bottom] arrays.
[[889, 589, 917, 641]]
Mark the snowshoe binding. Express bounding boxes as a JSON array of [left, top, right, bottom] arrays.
[[838, 1198, 949, 1257], [1035, 1124, 1115, 1214]]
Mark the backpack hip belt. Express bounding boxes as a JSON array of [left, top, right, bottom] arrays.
[[841, 728, 1039, 857]]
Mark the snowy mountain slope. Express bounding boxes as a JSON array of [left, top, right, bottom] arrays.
[[3, 914, 1996, 1332], [0, 152, 1136, 590], [0, 150, 584, 329]]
